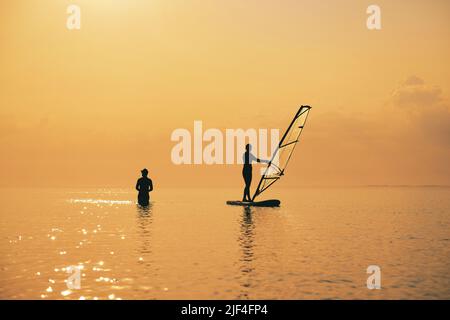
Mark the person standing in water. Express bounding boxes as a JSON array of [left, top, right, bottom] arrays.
[[242, 144, 268, 202], [136, 168, 153, 206]]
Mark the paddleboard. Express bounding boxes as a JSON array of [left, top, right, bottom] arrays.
[[226, 199, 280, 207]]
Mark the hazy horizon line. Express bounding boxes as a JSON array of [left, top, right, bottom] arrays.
[[1, 184, 450, 189]]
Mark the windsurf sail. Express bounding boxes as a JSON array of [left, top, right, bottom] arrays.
[[252, 105, 312, 200]]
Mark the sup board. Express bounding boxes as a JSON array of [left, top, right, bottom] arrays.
[[226, 199, 280, 207]]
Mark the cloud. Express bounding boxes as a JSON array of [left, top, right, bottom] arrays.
[[391, 76, 450, 147], [403, 75, 425, 86], [392, 76, 443, 109]]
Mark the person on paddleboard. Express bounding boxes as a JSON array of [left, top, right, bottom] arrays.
[[136, 168, 153, 206], [242, 144, 268, 202]]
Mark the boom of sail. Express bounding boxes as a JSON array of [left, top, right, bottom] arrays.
[[252, 105, 311, 200]]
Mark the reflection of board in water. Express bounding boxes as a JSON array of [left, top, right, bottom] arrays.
[[226, 200, 280, 207], [227, 105, 312, 207]]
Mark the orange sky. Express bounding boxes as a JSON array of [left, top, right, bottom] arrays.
[[1, 0, 450, 188]]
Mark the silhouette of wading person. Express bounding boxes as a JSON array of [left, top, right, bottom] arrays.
[[136, 169, 153, 206], [242, 144, 268, 202]]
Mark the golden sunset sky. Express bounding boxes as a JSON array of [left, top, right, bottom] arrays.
[[1, 0, 449, 188]]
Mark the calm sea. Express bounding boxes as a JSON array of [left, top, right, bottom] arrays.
[[1, 187, 449, 299]]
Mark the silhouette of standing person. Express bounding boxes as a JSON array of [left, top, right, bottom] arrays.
[[242, 144, 268, 202], [136, 168, 153, 206]]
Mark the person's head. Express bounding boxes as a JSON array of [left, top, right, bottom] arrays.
[[246, 144, 252, 152], [141, 168, 148, 177]]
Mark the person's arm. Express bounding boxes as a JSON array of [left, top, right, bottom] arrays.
[[258, 158, 271, 164], [149, 179, 153, 192], [252, 153, 270, 164], [136, 180, 140, 191]]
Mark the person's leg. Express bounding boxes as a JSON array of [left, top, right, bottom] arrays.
[[243, 186, 250, 201], [242, 169, 248, 201], [244, 175, 252, 201], [243, 180, 251, 201], [242, 166, 253, 202]]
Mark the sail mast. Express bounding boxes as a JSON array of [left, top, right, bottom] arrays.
[[252, 105, 311, 201]]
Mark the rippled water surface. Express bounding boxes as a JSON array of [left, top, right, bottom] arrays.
[[1, 187, 449, 299]]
